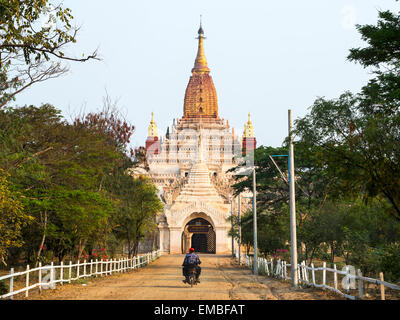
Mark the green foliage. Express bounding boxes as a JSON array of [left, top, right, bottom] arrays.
[[107, 171, 163, 258], [0, 168, 33, 265], [0, 102, 160, 266], [0, 0, 98, 108], [0, 279, 8, 295]]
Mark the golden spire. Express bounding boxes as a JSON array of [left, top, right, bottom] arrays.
[[183, 21, 218, 119], [243, 113, 255, 138], [192, 18, 210, 74], [148, 112, 158, 137]]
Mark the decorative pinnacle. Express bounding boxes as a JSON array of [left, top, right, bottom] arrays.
[[192, 19, 210, 74], [198, 15, 204, 35]]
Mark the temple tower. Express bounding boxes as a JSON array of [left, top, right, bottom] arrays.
[[242, 113, 257, 154], [142, 23, 256, 255], [145, 112, 160, 155]]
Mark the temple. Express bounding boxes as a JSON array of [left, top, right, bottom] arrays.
[[140, 23, 256, 254]]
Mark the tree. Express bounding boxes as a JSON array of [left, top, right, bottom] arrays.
[[294, 5, 400, 219], [0, 169, 33, 265], [108, 174, 163, 258], [0, 0, 98, 108], [0, 102, 136, 264]]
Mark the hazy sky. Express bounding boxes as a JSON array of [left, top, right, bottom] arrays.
[[14, 0, 399, 148]]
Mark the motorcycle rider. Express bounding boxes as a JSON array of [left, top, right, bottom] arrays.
[[182, 248, 201, 283]]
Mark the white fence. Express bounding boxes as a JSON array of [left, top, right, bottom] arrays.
[[0, 250, 161, 300], [236, 251, 400, 300]]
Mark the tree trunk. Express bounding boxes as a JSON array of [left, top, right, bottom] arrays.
[[35, 211, 48, 267], [309, 247, 316, 265], [77, 239, 87, 260]]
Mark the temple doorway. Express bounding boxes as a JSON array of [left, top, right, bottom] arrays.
[[182, 218, 216, 254]]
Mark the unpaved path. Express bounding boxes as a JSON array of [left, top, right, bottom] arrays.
[[21, 254, 341, 300]]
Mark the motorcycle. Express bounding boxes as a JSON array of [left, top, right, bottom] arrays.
[[183, 266, 199, 287]]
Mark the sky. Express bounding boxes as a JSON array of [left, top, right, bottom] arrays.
[[13, 0, 400, 149]]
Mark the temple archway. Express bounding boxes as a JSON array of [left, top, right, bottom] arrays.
[[182, 217, 216, 254]]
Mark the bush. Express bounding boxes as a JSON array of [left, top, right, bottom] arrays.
[[377, 243, 400, 283], [0, 280, 9, 296]]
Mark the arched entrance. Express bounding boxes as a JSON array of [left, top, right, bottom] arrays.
[[182, 218, 216, 254]]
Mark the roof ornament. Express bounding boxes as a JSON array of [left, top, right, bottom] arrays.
[[198, 15, 204, 35], [192, 17, 209, 74]]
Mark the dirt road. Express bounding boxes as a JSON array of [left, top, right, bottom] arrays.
[[22, 254, 340, 300]]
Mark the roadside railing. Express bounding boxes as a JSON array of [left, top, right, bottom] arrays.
[[235, 250, 400, 300], [0, 250, 161, 300]]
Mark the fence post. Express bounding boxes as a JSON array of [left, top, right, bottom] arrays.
[[283, 261, 286, 280], [83, 260, 87, 278], [322, 262, 326, 289], [100, 259, 103, 277], [271, 259, 274, 275], [304, 261, 309, 283], [25, 265, 30, 297], [50, 262, 55, 289], [90, 259, 93, 276], [311, 263, 316, 286], [60, 261, 64, 286], [297, 264, 301, 283], [333, 264, 338, 290], [345, 266, 350, 294], [380, 272, 385, 300], [276, 259, 281, 276], [9, 268, 14, 300], [77, 260, 80, 279], [38, 262, 42, 293], [69, 261, 72, 283], [357, 269, 363, 300]]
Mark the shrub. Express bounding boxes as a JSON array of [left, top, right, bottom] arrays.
[[0, 280, 9, 296]]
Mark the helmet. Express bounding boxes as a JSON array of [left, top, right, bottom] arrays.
[[189, 248, 195, 253]]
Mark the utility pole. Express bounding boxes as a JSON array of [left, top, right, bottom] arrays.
[[288, 109, 298, 287], [252, 167, 258, 275], [230, 197, 234, 257], [238, 195, 241, 265]]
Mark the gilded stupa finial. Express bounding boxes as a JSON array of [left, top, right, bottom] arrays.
[[192, 18, 210, 74], [198, 15, 204, 35], [243, 113, 255, 138], [148, 111, 158, 138]]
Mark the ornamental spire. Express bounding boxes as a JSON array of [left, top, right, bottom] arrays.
[[147, 112, 158, 138], [243, 113, 255, 138], [192, 18, 210, 74]]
